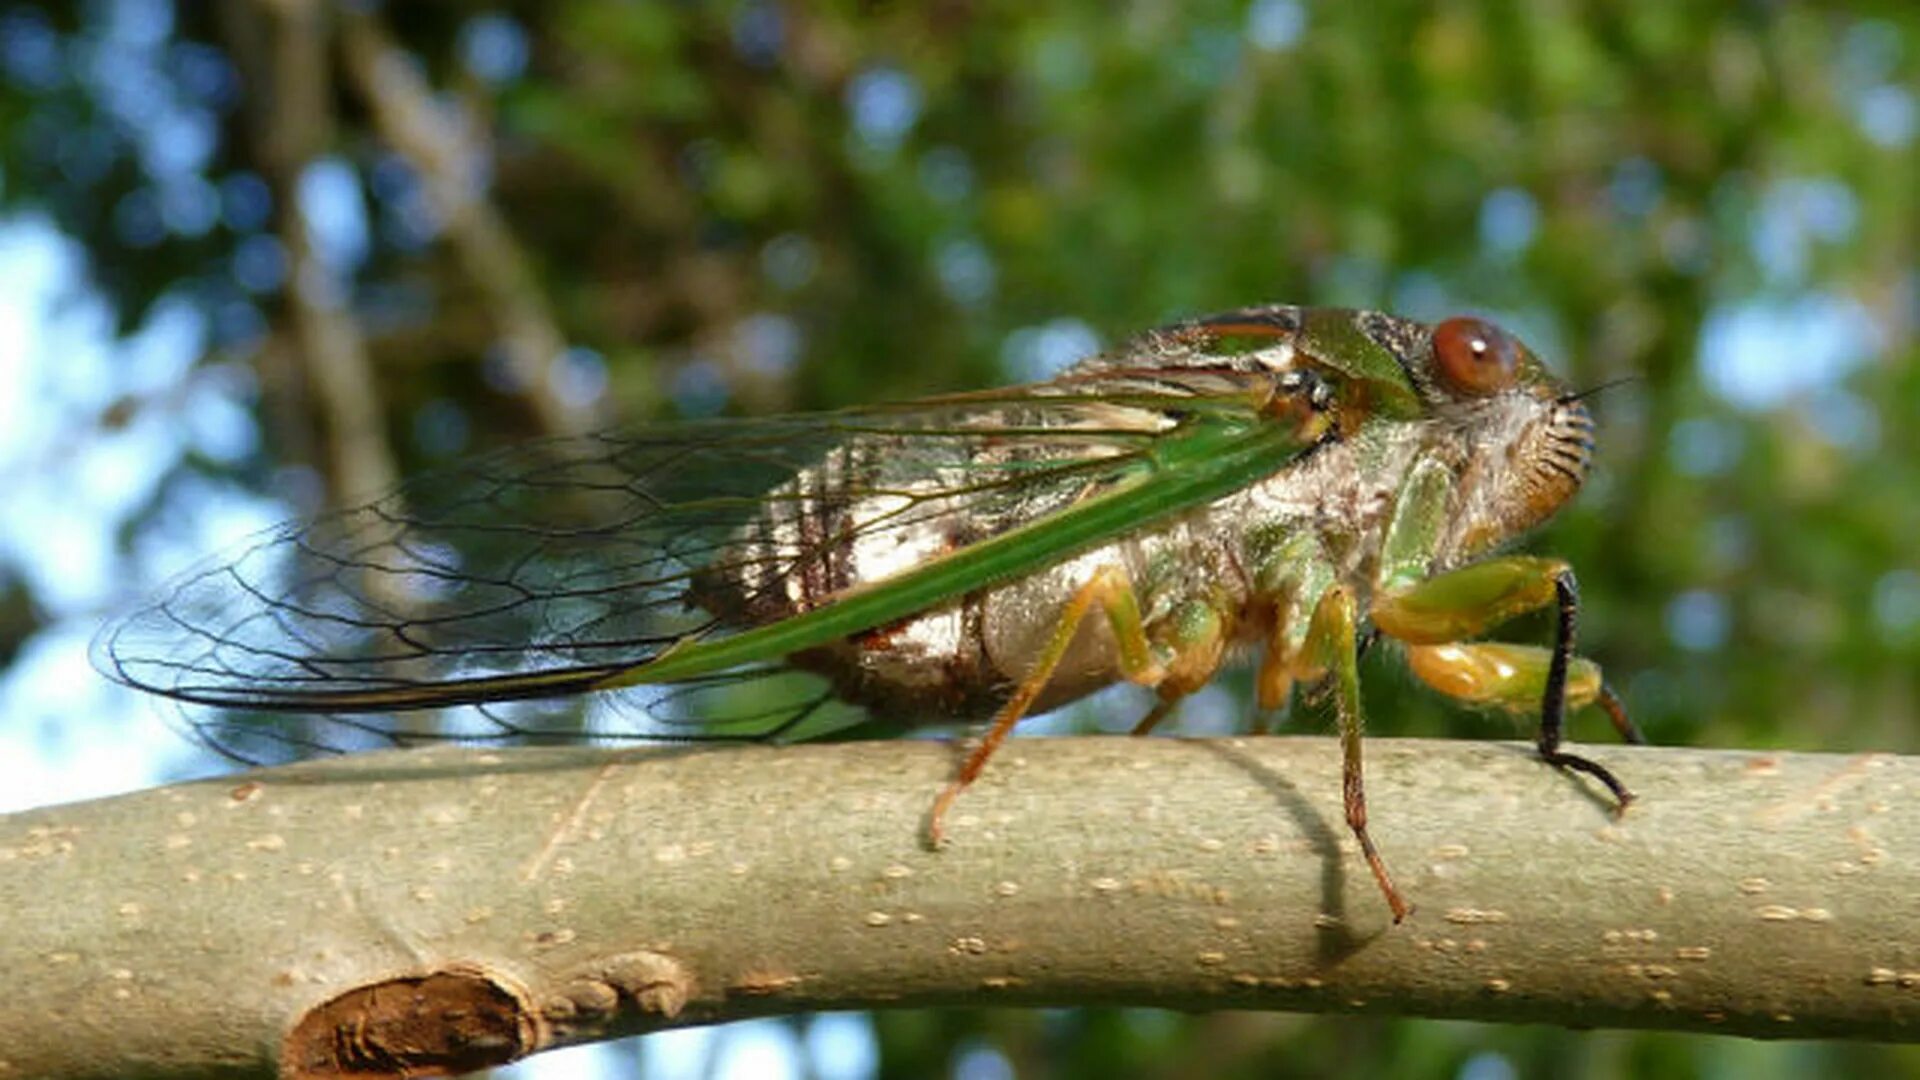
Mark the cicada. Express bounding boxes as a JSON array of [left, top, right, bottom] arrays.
[[99, 304, 1642, 921]]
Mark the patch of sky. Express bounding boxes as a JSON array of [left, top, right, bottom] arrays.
[[55, 122, 118, 187], [0, 220, 102, 448], [181, 372, 258, 464], [678, 137, 720, 191], [105, 0, 174, 47], [1390, 270, 1453, 322], [209, 296, 266, 347], [1748, 176, 1858, 286], [1873, 569, 1920, 636], [639, 1026, 717, 1080], [232, 233, 287, 294], [5, 471, 127, 610], [1119, 1007, 1183, 1041], [1856, 83, 1917, 147], [298, 157, 371, 274], [732, 1, 784, 69], [1804, 385, 1879, 454], [129, 474, 290, 591], [2, 294, 206, 610], [121, 293, 206, 396], [167, 39, 240, 110], [0, 622, 204, 812], [1162, 682, 1239, 736], [1000, 317, 1100, 382], [1247, 0, 1307, 51], [713, 1021, 806, 1080], [1705, 514, 1753, 572], [953, 1040, 1016, 1080], [934, 235, 995, 306], [411, 398, 471, 459], [1073, 681, 1156, 736], [806, 1014, 878, 1080], [1666, 589, 1730, 653], [1698, 291, 1878, 410], [919, 145, 975, 204], [1668, 416, 1743, 478], [733, 312, 802, 378], [1316, 253, 1387, 308], [159, 174, 220, 238], [549, 346, 609, 410], [369, 154, 440, 250], [1478, 187, 1539, 257], [458, 13, 529, 85], [1175, 25, 1241, 89], [481, 341, 526, 394], [636, 1021, 817, 1080], [268, 462, 327, 518], [671, 356, 731, 417], [1029, 33, 1091, 94], [79, 1, 222, 201], [1834, 16, 1908, 144], [1658, 213, 1710, 276], [0, 8, 65, 91], [761, 232, 819, 291], [1459, 1051, 1520, 1080], [80, 31, 166, 128], [367, 154, 413, 203], [846, 65, 920, 158], [1608, 156, 1663, 218], [219, 172, 273, 231], [113, 188, 167, 249], [145, 104, 216, 178], [494, 1042, 632, 1080]]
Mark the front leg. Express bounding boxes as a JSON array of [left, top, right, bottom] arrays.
[[1373, 557, 1644, 809]]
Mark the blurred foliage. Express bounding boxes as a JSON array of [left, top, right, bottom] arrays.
[[2, 1, 1918, 1077]]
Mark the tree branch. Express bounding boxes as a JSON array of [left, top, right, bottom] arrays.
[[337, 8, 604, 439], [225, 0, 402, 507], [5, 737, 1915, 1078]]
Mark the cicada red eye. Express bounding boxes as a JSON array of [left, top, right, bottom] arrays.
[[1432, 316, 1520, 396]]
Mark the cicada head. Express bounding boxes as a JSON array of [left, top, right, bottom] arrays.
[[1293, 308, 1598, 560], [1413, 315, 1598, 556]]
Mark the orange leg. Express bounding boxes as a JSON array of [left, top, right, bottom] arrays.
[[928, 565, 1165, 846]]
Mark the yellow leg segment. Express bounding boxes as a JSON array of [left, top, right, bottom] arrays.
[[1382, 561, 1644, 811]]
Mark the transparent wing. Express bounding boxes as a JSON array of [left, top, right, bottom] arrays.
[[98, 378, 1285, 758]]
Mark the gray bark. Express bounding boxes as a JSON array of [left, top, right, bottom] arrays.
[[3, 737, 1915, 1078]]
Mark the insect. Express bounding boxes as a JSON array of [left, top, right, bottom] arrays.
[[98, 304, 1642, 922]]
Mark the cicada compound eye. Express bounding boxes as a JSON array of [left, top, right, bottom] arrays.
[[1432, 316, 1521, 396]]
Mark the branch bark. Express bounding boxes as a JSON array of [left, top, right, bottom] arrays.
[[4, 737, 1916, 1078]]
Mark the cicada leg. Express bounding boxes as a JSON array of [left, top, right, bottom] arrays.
[[1304, 585, 1413, 923], [1373, 557, 1645, 811], [1129, 600, 1229, 736], [928, 564, 1172, 846]]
